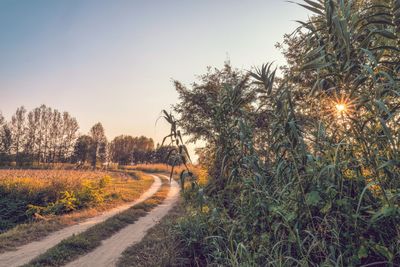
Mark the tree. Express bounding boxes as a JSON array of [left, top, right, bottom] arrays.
[[109, 135, 155, 165], [174, 63, 255, 142], [10, 106, 27, 165], [73, 135, 93, 164], [32, 106, 44, 163], [49, 109, 62, 162], [0, 113, 11, 164], [173, 62, 256, 190], [59, 112, 79, 162], [0, 105, 81, 166], [131, 136, 154, 164], [39, 105, 52, 163], [89, 123, 107, 169], [109, 135, 136, 165], [0, 124, 12, 164], [24, 110, 39, 164]]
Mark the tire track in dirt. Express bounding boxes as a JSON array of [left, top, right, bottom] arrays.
[[0, 175, 162, 267], [64, 175, 179, 267]]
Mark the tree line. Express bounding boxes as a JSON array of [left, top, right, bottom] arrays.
[[0, 105, 172, 167], [0, 105, 79, 165]]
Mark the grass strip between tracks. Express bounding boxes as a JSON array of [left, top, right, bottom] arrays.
[[24, 176, 170, 267]]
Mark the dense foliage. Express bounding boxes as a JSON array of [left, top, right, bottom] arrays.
[[172, 0, 400, 266]]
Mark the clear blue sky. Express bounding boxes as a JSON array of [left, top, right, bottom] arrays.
[[0, 0, 309, 157]]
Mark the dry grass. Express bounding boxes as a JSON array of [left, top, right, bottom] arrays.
[[0, 169, 140, 200], [0, 170, 153, 252], [122, 163, 185, 174], [0, 169, 151, 203], [123, 164, 208, 185], [0, 169, 105, 193]]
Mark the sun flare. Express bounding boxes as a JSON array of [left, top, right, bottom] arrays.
[[330, 94, 355, 118], [335, 103, 347, 113]]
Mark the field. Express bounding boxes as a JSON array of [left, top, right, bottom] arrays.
[[122, 163, 208, 185], [0, 169, 153, 233]]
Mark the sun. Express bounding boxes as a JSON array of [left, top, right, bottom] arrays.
[[335, 103, 347, 113], [329, 94, 356, 119]]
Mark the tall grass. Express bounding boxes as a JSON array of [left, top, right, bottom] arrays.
[[169, 0, 400, 265]]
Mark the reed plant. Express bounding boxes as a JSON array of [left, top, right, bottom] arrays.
[[168, 1, 400, 265]]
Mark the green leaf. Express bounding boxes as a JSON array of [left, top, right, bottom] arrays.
[[378, 160, 400, 170], [301, 55, 331, 70], [372, 244, 393, 261], [371, 206, 398, 222], [303, 0, 324, 10], [297, 3, 324, 15], [320, 201, 332, 214], [374, 100, 390, 116], [358, 246, 368, 259], [306, 191, 321, 206]]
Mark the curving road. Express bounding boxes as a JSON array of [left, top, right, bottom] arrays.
[[65, 175, 180, 267], [0, 174, 162, 267]]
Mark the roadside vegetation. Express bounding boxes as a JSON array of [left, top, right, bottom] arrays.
[[162, 0, 400, 266], [0, 169, 153, 252]]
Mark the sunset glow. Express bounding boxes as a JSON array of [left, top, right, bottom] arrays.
[[335, 103, 347, 113], [331, 94, 355, 119]]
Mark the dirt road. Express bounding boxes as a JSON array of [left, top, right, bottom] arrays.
[[65, 175, 179, 267], [0, 174, 162, 267]]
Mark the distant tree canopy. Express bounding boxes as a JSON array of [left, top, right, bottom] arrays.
[[89, 122, 107, 169], [109, 135, 135, 165], [72, 135, 93, 164], [0, 105, 171, 167], [0, 105, 79, 166], [109, 135, 155, 165]]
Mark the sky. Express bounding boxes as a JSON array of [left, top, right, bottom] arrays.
[[0, 0, 310, 159]]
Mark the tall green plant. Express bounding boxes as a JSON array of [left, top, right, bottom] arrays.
[[170, 0, 400, 266]]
